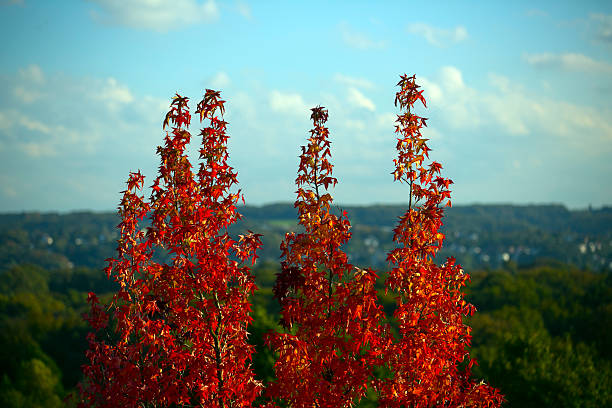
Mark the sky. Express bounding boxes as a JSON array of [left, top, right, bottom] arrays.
[[0, 0, 611, 212]]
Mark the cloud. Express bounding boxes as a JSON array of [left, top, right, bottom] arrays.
[[87, 0, 219, 32], [347, 87, 375, 111], [417, 77, 443, 105], [16, 114, 52, 135], [209, 71, 231, 89], [235, 0, 251, 19], [406, 23, 467, 47], [13, 87, 42, 103], [333, 73, 375, 90], [227, 91, 256, 121], [0, 65, 173, 210], [417, 66, 612, 145], [590, 13, 612, 43], [438, 66, 467, 93], [344, 119, 366, 131], [339, 22, 386, 50], [422, 127, 443, 141], [95, 78, 135, 111], [0, 109, 83, 157], [410, 67, 612, 208], [20, 142, 57, 158], [269, 90, 309, 116], [524, 52, 612, 74], [19, 64, 45, 84], [419, 67, 481, 129], [11, 65, 46, 103], [376, 112, 396, 130], [1, 65, 168, 158], [0, 110, 49, 135]]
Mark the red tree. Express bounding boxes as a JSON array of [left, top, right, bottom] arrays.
[[80, 75, 502, 408], [377, 75, 504, 407], [265, 107, 388, 407], [79, 90, 262, 407]]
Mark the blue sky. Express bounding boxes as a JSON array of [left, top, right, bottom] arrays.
[[1, 0, 611, 212]]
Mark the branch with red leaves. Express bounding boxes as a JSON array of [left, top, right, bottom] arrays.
[[79, 74, 503, 408], [78, 90, 261, 408], [264, 107, 387, 408], [378, 75, 504, 407]]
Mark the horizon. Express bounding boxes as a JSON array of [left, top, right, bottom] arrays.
[[0, 201, 609, 216], [1, 1, 611, 212]]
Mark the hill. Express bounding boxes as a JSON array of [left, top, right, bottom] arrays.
[[1, 204, 610, 273]]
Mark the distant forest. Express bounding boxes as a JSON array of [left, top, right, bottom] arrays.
[[1, 204, 611, 407], [1, 203, 610, 273]]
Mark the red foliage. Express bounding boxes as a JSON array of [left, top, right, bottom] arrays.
[[78, 90, 262, 407], [80, 75, 503, 408], [265, 107, 387, 407], [378, 75, 504, 407]]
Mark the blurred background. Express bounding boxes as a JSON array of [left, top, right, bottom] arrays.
[[0, 1, 611, 407]]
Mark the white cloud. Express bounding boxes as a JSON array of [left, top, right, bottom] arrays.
[[487, 73, 511, 93], [269, 90, 309, 116], [0, 65, 169, 159], [376, 112, 396, 130], [13, 87, 42, 103], [524, 52, 612, 74], [19, 64, 45, 84], [20, 142, 57, 157], [0, 110, 50, 135], [96, 78, 134, 111], [418, 77, 443, 105], [0, 65, 177, 210], [12, 65, 46, 103], [0, 110, 82, 157], [87, 0, 219, 32], [422, 127, 443, 141], [482, 102, 528, 135], [417, 66, 612, 144], [227, 91, 256, 121], [419, 67, 480, 129], [209, 71, 231, 89], [334, 73, 375, 90], [482, 73, 529, 135], [235, 0, 251, 19], [347, 87, 375, 111], [344, 119, 366, 131], [438, 66, 467, 93], [18, 114, 51, 134], [0, 112, 9, 132], [407, 23, 468, 47], [591, 13, 612, 43], [340, 22, 386, 50]]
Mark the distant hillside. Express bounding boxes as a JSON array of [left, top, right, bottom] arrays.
[[1, 204, 610, 272]]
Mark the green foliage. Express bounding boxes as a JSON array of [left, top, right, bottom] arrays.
[[0, 358, 65, 408], [1, 210, 611, 407], [0, 265, 111, 406], [2, 205, 611, 273], [468, 265, 612, 407], [484, 331, 611, 408]]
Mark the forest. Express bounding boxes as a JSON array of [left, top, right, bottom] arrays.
[[1, 203, 611, 273], [0, 206, 611, 407]]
